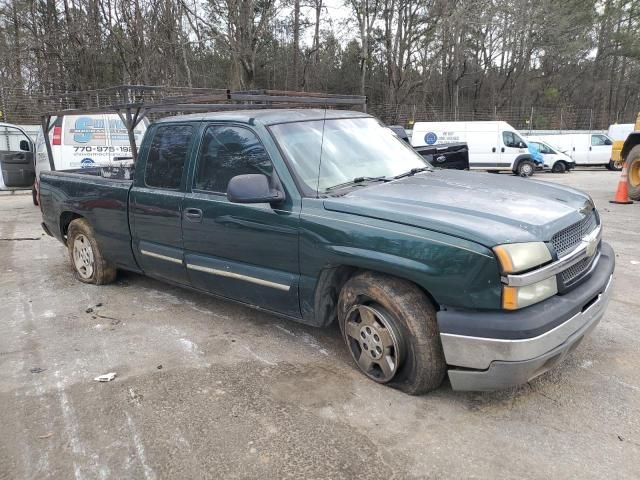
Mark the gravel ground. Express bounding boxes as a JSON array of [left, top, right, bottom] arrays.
[[0, 168, 639, 479]]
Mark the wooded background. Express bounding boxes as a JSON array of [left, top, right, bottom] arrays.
[[0, 0, 639, 129]]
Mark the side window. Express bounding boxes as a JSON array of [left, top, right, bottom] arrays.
[[194, 125, 273, 193], [0, 126, 31, 152], [144, 125, 193, 189], [502, 131, 516, 148], [591, 135, 611, 146]]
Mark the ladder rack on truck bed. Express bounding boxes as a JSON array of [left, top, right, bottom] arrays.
[[40, 85, 367, 170]]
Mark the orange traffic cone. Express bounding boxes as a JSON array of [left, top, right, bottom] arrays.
[[610, 162, 634, 204]]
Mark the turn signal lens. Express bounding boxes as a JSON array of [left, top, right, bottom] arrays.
[[502, 277, 558, 310]]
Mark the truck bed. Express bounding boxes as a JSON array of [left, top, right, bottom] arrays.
[[39, 167, 139, 270]]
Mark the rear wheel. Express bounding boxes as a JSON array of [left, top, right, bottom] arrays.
[[551, 161, 566, 173], [338, 271, 446, 395], [627, 146, 640, 201], [67, 218, 117, 284], [607, 159, 623, 171], [515, 160, 535, 177]]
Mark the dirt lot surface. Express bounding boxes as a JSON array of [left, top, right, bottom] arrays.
[[1, 169, 639, 479]]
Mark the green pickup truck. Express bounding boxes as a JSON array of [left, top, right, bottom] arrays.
[[39, 109, 615, 393]]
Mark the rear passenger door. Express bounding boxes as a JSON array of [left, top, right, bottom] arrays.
[[130, 124, 195, 284], [182, 124, 301, 317]]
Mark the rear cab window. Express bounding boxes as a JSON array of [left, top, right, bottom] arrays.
[[144, 125, 194, 189]]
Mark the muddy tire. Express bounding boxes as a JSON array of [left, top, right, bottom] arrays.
[[551, 161, 566, 173], [515, 160, 535, 177], [67, 218, 117, 285], [627, 146, 640, 201], [337, 271, 446, 395]]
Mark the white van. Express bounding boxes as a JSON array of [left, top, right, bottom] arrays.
[[527, 133, 614, 169], [411, 121, 539, 176], [608, 123, 634, 142], [526, 137, 575, 173], [33, 114, 147, 203]]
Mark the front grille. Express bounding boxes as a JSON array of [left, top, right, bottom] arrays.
[[560, 255, 595, 285], [551, 211, 598, 258]]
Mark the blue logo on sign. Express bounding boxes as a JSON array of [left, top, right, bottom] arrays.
[[424, 132, 438, 145], [80, 158, 95, 168], [73, 117, 94, 143]]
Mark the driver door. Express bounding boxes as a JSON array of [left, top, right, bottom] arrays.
[[0, 125, 35, 189], [182, 124, 301, 317], [589, 134, 612, 164], [501, 130, 528, 167]]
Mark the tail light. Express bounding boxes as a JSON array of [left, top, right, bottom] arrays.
[[52, 125, 62, 145]]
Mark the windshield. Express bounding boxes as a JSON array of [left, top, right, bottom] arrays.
[[270, 117, 429, 194]]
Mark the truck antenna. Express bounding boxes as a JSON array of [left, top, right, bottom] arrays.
[[315, 106, 328, 198]]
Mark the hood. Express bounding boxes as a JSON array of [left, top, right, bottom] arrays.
[[323, 169, 594, 247]]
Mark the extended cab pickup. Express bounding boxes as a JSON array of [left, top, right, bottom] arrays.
[[40, 109, 615, 393]]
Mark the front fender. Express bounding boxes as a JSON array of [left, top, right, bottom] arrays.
[[298, 203, 503, 326]]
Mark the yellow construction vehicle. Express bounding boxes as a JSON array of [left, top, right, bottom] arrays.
[[615, 113, 640, 200]]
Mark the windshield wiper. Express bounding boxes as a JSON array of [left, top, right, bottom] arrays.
[[393, 167, 432, 179], [324, 176, 389, 192]]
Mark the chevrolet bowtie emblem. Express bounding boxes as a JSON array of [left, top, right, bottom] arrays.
[[583, 230, 599, 257]]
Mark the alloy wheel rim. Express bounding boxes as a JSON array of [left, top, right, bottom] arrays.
[[344, 304, 402, 383], [522, 164, 533, 175], [73, 234, 94, 279]]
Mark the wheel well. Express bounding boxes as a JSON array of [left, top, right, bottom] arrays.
[[60, 212, 83, 243], [622, 133, 640, 161], [314, 265, 440, 327], [512, 155, 534, 172]]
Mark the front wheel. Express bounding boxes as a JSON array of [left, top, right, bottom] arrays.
[[515, 160, 535, 177], [338, 271, 446, 395], [551, 161, 567, 173], [627, 146, 640, 201], [67, 218, 117, 284]]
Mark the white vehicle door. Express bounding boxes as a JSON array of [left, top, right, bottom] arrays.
[[105, 115, 146, 164], [58, 115, 109, 169], [570, 135, 590, 164], [0, 124, 35, 189], [500, 130, 528, 169], [466, 129, 504, 169], [589, 134, 612, 164]]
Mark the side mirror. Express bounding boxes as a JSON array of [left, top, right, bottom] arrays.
[[19, 139, 31, 151], [227, 174, 285, 205]]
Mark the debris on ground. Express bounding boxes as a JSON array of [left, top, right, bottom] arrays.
[[85, 307, 93, 313], [29, 367, 46, 374], [37, 433, 53, 439], [157, 365, 163, 370], [94, 372, 117, 382]]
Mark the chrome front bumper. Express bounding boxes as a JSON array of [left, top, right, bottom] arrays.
[[442, 274, 614, 391]]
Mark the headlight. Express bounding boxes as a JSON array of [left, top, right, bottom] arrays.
[[493, 242, 552, 274], [502, 277, 558, 310]]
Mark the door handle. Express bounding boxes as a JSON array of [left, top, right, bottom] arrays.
[[184, 208, 203, 222], [501, 147, 505, 153], [589, 146, 592, 151], [492, 147, 496, 153]]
